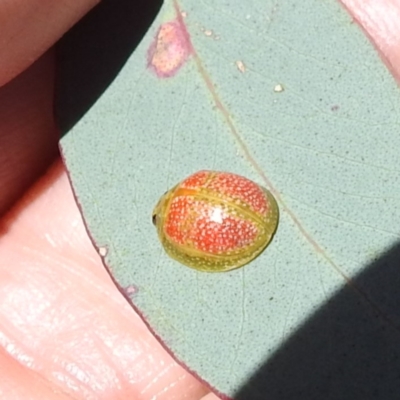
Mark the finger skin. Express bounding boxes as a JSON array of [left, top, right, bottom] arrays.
[[341, 0, 400, 81], [0, 50, 58, 217], [0, 351, 73, 400], [0, 160, 211, 400], [0, 0, 99, 86]]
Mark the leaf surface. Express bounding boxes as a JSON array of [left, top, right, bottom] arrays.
[[60, 0, 400, 397]]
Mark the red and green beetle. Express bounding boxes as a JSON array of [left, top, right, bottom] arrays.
[[152, 170, 279, 272]]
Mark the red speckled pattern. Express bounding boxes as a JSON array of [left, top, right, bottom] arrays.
[[209, 172, 268, 215], [180, 170, 211, 189], [164, 196, 259, 254], [181, 170, 268, 215]]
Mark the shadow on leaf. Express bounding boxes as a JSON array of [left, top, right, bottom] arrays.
[[56, 0, 162, 135], [237, 242, 400, 400]]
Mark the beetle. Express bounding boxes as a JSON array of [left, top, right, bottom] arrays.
[[152, 170, 279, 272]]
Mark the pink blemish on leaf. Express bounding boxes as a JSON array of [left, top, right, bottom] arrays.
[[147, 20, 192, 78], [124, 284, 139, 297]]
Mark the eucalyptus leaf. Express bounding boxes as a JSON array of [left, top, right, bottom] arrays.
[[60, 0, 400, 398]]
